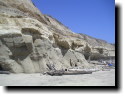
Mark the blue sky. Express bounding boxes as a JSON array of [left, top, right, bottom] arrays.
[[32, 0, 115, 43]]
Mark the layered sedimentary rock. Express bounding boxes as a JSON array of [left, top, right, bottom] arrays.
[[0, 0, 115, 73]]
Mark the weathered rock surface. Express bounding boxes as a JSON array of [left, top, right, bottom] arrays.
[[0, 0, 115, 73]]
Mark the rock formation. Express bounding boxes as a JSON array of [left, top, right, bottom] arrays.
[[0, 0, 115, 73]]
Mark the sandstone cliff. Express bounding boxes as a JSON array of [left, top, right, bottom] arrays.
[[0, 0, 115, 73]]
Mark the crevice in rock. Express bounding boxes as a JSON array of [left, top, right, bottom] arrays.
[[59, 47, 68, 56], [0, 64, 4, 71], [9, 45, 31, 60], [1, 36, 31, 61]]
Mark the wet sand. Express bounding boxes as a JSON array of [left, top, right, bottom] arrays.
[[0, 69, 115, 86]]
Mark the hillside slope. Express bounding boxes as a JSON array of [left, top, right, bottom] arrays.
[[0, 0, 115, 73]]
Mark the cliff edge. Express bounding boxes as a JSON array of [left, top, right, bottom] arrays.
[[0, 0, 115, 73]]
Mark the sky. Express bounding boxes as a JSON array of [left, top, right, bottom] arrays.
[[32, 0, 115, 43]]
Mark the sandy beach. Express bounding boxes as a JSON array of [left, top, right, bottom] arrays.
[[0, 69, 115, 86]]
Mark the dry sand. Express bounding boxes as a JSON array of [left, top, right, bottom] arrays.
[[0, 69, 115, 86]]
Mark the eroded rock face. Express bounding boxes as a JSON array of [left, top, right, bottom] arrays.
[[0, 0, 115, 73]]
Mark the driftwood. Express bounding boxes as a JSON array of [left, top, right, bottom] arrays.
[[46, 70, 92, 76], [0, 71, 10, 74], [45, 63, 93, 76], [64, 71, 92, 75], [68, 69, 97, 72], [46, 64, 56, 71], [46, 70, 64, 76], [45, 63, 64, 76], [45, 68, 93, 76]]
